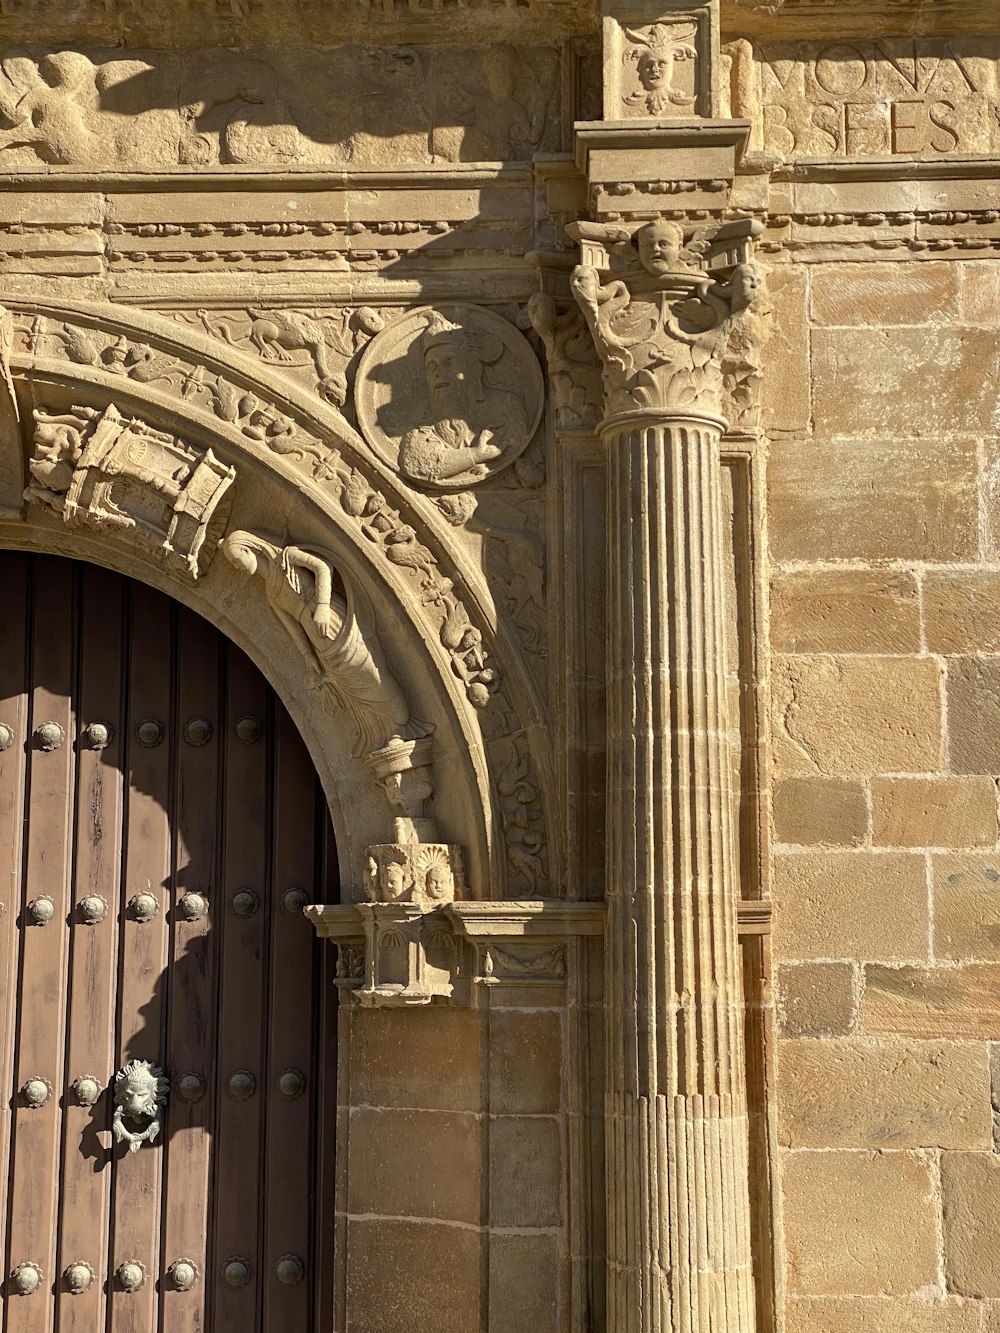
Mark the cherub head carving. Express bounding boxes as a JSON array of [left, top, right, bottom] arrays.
[[635, 220, 687, 278]]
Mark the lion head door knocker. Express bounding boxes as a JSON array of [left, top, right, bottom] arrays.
[[112, 1060, 169, 1153]]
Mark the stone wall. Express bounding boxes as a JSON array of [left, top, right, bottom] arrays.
[[768, 254, 1000, 1330]]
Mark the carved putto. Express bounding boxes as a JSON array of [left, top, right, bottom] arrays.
[[569, 217, 766, 422], [220, 531, 431, 757], [26, 403, 236, 578], [355, 305, 543, 490], [112, 1059, 169, 1154], [365, 842, 465, 910]]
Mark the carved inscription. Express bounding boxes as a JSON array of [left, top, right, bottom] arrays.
[[756, 40, 1000, 158]]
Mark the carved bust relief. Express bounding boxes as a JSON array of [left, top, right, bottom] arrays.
[[355, 306, 544, 491]]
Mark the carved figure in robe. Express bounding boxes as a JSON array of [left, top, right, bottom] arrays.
[[221, 531, 430, 756], [398, 312, 529, 486]]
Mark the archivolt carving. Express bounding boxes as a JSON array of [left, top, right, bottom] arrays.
[[4, 300, 553, 898], [26, 402, 235, 578], [220, 531, 429, 757]]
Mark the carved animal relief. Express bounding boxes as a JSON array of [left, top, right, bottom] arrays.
[[112, 1060, 169, 1154], [355, 305, 543, 490], [26, 404, 235, 577]]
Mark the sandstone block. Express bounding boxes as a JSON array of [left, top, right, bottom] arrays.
[[347, 1108, 480, 1224], [782, 1149, 939, 1295], [769, 435, 978, 563], [942, 1151, 1000, 1296], [947, 658, 1000, 773], [489, 1117, 562, 1227], [776, 1037, 991, 1149], [872, 777, 998, 848], [770, 569, 921, 655], [489, 1233, 560, 1333], [347, 1218, 480, 1333], [489, 1010, 562, 1115], [925, 572, 1000, 654], [773, 778, 868, 847], [349, 1006, 481, 1112], [761, 266, 811, 433], [773, 851, 928, 962], [960, 260, 1000, 325], [785, 1296, 981, 1333], [933, 854, 1000, 961], [984, 436, 1000, 561], [813, 326, 999, 437], [778, 962, 857, 1037], [772, 656, 943, 777], [811, 260, 960, 327], [863, 963, 1000, 1039]]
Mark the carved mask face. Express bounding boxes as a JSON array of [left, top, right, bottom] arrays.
[[425, 866, 451, 900], [637, 53, 671, 89], [637, 222, 684, 277], [732, 263, 761, 305]]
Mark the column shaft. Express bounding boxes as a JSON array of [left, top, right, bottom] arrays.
[[604, 413, 756, 1333]]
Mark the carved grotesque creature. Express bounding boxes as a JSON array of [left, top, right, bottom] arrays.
[[112, 1060, 169, 1154]]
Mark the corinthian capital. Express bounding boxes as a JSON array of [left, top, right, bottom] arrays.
[[569, 216, 764, 424]]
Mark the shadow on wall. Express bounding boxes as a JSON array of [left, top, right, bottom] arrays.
[[0, 42, 562, 167]]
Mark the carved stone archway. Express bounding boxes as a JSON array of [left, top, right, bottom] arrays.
[[0, 297, 554, 905]]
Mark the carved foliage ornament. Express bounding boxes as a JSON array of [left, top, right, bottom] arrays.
[[569, 218, 766, 422], [355, 305, 543, 491], [26, 403, 235, 578]]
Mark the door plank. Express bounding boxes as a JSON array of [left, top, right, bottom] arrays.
[[0, 553, 30, 1316], [263, 708, 318, 1331], [159, 605, 221, 1333], [108, 583, 173, 1333], [212, 647, 269, 1330], [7, 558, 77, 1333], [57, 568, 126, 1333]]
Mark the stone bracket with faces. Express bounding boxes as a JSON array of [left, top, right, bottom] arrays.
[[306, 896, 771, 1006]]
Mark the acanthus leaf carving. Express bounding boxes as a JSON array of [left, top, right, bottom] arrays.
[[26, 403, 235, 578], [569, 217, 766, 423], [527, 291, 603, 431]]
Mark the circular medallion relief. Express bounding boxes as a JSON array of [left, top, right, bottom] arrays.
[[354, 305, 543, 491]]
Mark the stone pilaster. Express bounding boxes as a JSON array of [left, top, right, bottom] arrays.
[[570, 218, 762, 1332]]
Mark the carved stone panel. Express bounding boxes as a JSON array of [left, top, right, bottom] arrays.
[[25, 403, 235, 578], [602, 1, 720, 120], [354, 306, 544, 490]]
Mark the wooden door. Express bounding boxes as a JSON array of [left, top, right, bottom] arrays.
[[0, 552, 337, 1331]]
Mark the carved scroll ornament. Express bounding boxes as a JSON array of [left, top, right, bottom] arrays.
[[569, 218, 766, 423], [355, 305, 543, 490], [26, 403, 235, 578]]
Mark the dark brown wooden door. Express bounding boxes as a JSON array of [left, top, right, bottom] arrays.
[[0, 552, 337, 1332]]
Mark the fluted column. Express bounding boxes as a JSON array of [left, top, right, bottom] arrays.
[[571, 221, 761, 1333]]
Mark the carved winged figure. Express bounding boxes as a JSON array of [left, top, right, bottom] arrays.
[[221, 531, 431, 756], [623, 23, 698, 115]]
